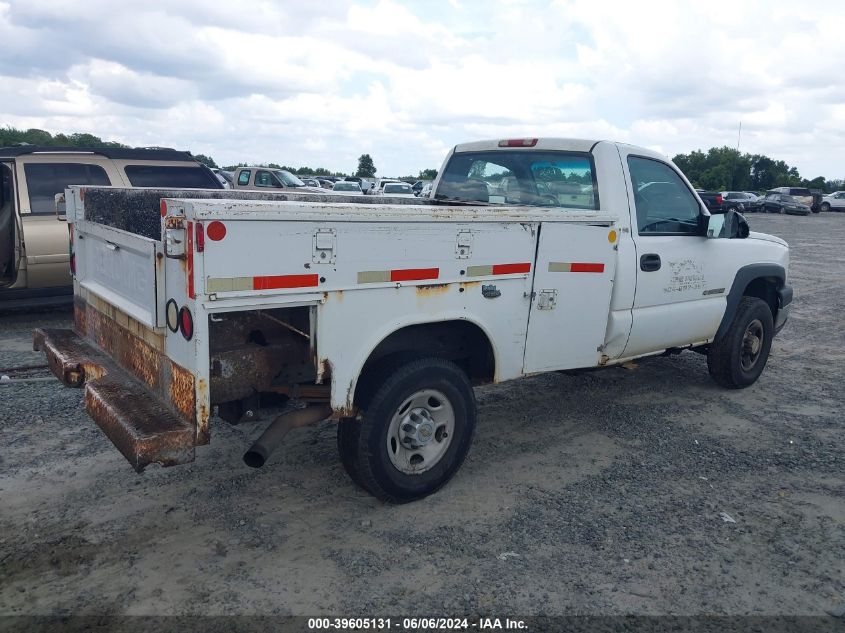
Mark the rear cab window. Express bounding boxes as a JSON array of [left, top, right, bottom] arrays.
[[435, 150, 599, 210], [23, 163, 111, 214], [124, 165, 222, 188]]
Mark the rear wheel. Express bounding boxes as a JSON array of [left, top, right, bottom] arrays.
[[707, 297, 773, 389], [337, 357, 476, 503], [821, 202, 830, 212]]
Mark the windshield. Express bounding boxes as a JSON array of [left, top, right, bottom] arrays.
[[276, 170, 305, 187], [333, 182, 360, 191], [435, 150, 598, 209], [383, 183, 413, 194]]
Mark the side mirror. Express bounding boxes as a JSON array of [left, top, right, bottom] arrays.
[[706, 209, 748, 239], [54, 193, 67, 221]]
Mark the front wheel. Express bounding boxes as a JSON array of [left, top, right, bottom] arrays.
[[707, 297, 774, 388], [338, 357, 476, 502]]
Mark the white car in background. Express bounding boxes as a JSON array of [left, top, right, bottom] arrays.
[[820, 191, 845, 212], [380, 182, 416, 198], [331, 181, 363, 196]]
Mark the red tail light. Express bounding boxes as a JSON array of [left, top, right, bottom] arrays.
[[716, 194, 723, 205], [179, 306, 194, 341], [195, 222, 205, 253], [498, 138, 539, 147]]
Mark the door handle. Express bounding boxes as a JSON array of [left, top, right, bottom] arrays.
[[640, 253, 661, 272]]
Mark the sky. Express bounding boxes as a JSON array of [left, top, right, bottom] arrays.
[[1, 0, 843, 178]]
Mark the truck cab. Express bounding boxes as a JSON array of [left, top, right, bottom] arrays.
[[0, 146, 222, 309], [232, 166, 324, 193]]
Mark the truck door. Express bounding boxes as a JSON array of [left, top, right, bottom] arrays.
[[523, 223, 618, 372], [0, 163, 18, 285], [618, 149, 738, 358]]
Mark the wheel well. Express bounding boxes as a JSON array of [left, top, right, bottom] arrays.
[[356, 321, 495, 402], [742, 277, 779, 318]]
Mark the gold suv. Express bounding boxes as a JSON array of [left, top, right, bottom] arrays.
[[0, 146, 222, 308]]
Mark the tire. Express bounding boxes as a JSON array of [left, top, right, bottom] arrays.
[[707, 297, 774, 389], [821, 202, 830, 212], [727, 206, 738, 213], [339, 357, 476, 503]]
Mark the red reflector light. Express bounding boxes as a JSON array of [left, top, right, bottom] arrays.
[[498, 138, 539, 147], [160, 200, 167, 217], [195, 222, 205, 252], [206, 221, 227, 241], [179, 306, 194, 341]]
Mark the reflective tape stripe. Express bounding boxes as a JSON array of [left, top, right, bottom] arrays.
[[358, 268, 440, 284], [253, 274, 320, 290], [548, 262, 605, 273], [466, 262, 531, 277], [390, 267, 439, 282], [207, 274, 319, 293]]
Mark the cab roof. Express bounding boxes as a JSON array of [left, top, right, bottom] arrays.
[[0, 145, 198, 162]]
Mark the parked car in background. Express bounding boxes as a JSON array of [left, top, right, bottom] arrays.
[[419, 182, 434, 198], [769, 187, 818, 213], [318, 179, 335, 189], [231, 167, 324, 192], [721, 191, 757, 212], [411, 180, 431, 196], [380, 182, 416, 198], [212, 168, 234, 187], [756, 192, 811, 215], [0, 145, 222, 308], [331, 181, 363, 195], [694, 190, 725, 213], [301, 178, 322, 188], [820, 191, 845, 212]]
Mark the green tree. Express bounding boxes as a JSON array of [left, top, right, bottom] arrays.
[[418, 168, 438, 180], [193, 154, 218, 168], [0, 126, 128, 148], [673, 146, 803, 192], [803, 176, 827, 190], [355, 154, 377, 178]]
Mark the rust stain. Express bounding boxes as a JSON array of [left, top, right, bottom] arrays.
[[416, 283, 450, 296], [170, 362, 197, 423], [195, 378, 209, 445]]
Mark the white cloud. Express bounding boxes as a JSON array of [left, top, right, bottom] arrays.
[[0, 0, 843, 178]]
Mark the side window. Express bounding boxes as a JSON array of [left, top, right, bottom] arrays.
[[23, 163, 111, 214], [255, 170, 275, 187], [237, 170, 251, 186], [627, 156, 701, 235], [123, 165, 221, 188]]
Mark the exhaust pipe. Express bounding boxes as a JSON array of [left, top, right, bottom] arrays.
[[243, 404, 331, 468]]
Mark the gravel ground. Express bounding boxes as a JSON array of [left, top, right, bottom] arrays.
[[0, 213, 843, 618]]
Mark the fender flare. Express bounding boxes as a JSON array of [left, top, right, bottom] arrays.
[[715, 263, 788, 340]]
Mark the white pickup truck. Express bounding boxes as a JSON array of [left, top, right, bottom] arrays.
[[35, 138, 792, 503]]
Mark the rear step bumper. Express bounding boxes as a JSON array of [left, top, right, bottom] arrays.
[[33, 328, 195, 472]]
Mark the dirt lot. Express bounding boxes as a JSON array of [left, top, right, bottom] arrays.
[[0, 213, 843, 618]]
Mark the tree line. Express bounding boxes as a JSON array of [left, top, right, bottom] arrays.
[[7, 126, 837, 191], [673, 146, 843, 193]]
